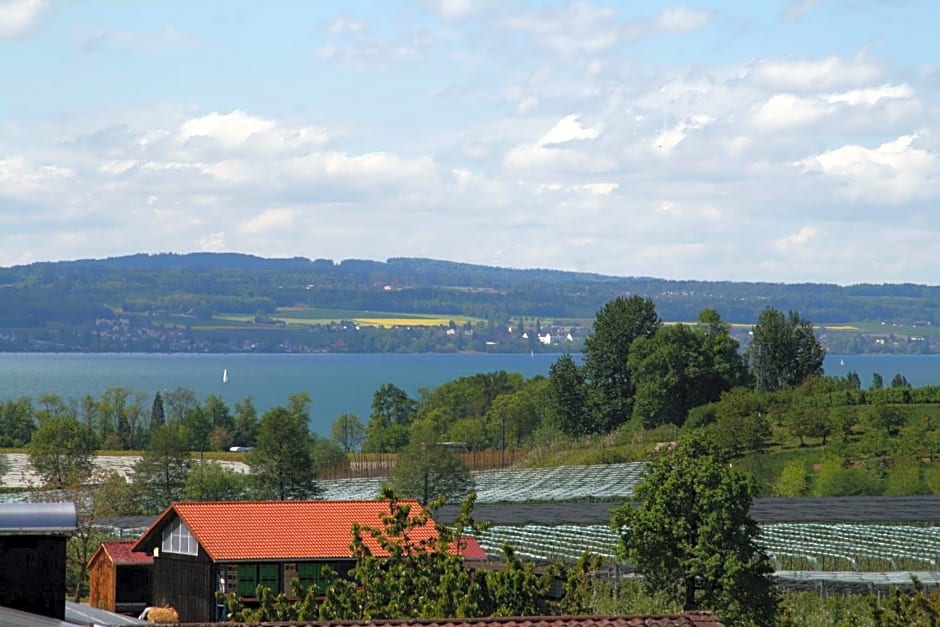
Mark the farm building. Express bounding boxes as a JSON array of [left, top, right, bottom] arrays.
[[0, 502, 77, 620], [88, 540, 153, 614], [131, 499, 472, 623]]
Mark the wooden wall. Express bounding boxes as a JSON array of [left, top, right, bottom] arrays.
[[153, 552, 214, 623], [0, 535, 67, 619], [88, 552, 116, 611]]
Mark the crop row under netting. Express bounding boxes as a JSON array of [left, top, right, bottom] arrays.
[[473, 523, 940, 573], [318, 462, 647, 502]]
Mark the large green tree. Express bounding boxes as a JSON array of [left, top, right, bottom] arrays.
[[150, 391, 166, 429], [364, 383, 417, 453], [27, 416, 97, 488], [390, 439, 473, 505], [248, 403, 319, 500], [0, 397, 35, 447], [746, 307, 825, 392], [233, 396, 260, 446], [132, 422, 193, 512], [548, 354, 590, 437], [331, 413, 366, 453], [629, 309, 748, 428], [582, 295, 661, 432], [183, 461, 251, 501], [163, 386, 199, 421], [611, 436, 778, 626]]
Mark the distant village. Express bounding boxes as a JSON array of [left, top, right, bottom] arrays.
[[0, 316, 592, 354]]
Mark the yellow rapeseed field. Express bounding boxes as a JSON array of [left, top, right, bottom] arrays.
[[354, 317, 453, 327]]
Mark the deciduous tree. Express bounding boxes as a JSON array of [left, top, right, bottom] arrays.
[[183, 461, 251, 501], [746, 307, 825, 392], [611, 435, 778, 626], [582, 295, 661, 432], [133, 422, 192, 512], [629, 310, 748, 429], [364, 383, 417, 452], [248, 404, 319, 500], [0, 397, 35, 447], [548, 354, 590, 437], [390, 438, 473, 505], [27, 416, 96, 488], [331, 413, 365, 453], [163, 386, 198, 421], [233, 396, 260, 446]]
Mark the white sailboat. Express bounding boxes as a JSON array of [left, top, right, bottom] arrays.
[[222, 368, 229, 384]]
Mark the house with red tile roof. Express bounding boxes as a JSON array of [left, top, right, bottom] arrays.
[[131, 499, 471, 623], [88, 540, 153, 614]]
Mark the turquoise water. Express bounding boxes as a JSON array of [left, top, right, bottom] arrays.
[[0, 352, 936, 436], [0, 353, 562, 436]]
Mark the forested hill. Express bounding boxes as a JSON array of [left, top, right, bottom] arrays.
[[2, 253, 940, 328]]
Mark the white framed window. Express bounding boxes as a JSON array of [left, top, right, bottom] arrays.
[[161, 518, 198, 556]]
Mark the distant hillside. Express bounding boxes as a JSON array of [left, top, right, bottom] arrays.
[[1, 253, 939, 353]]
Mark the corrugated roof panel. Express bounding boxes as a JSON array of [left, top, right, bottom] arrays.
[[0, 502, 77, 533]]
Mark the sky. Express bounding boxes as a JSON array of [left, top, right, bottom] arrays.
[[1, 0, 939, 285]]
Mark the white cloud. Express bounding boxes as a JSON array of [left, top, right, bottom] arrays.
[[327, 16, 363, 35], [656, 6, 710, 33], [780, 0, 821, 22], [178, 110, 276, 149], [750, 55, 882, 90], [0, 156, 74, 195], [539, 114, 601, 146], [775, 226, 819, 250], [237, 209, 296, 235], [653, 115, 713, 152], [825, 83, 914, 107], [197, 232, 226, 251], [584, 182, 617, 195], [424, 0, 496, 21], [501, 3, 622, 56], [174, 110, 330, 158], [0, 0, 47, 38], [751, 93, 830, 130], [796, 135, 940, 203]]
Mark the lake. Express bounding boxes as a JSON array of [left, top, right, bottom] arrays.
[[0, 352, 937, 436], [0, 353, 561, 435]]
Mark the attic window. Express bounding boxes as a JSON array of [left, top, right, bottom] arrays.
[[161, 518, 198, 556]]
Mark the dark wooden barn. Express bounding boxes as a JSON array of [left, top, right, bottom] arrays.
[[0, 502, 77, 620], [88, 540, 153, 614]]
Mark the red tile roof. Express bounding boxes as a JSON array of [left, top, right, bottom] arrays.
[[133, 500, 447, 561], [454, 535, 488, 561], [101, 540, 154, 565]]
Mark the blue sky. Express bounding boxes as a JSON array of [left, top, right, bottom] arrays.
[[1, 0, 939, 284]]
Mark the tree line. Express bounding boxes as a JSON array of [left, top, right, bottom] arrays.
[[6, 252, 940, 333]]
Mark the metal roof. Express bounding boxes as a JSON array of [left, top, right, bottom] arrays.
[[0, 502, 77, 533], [0, 605, 74, 627], [65, 601, 146, 625]]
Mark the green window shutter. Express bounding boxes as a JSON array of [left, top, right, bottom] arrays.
[[298, 562, 332, 594], [259, 563, 279, 591], [237, 564, 257, 597], [297, 562, 320, 592]]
